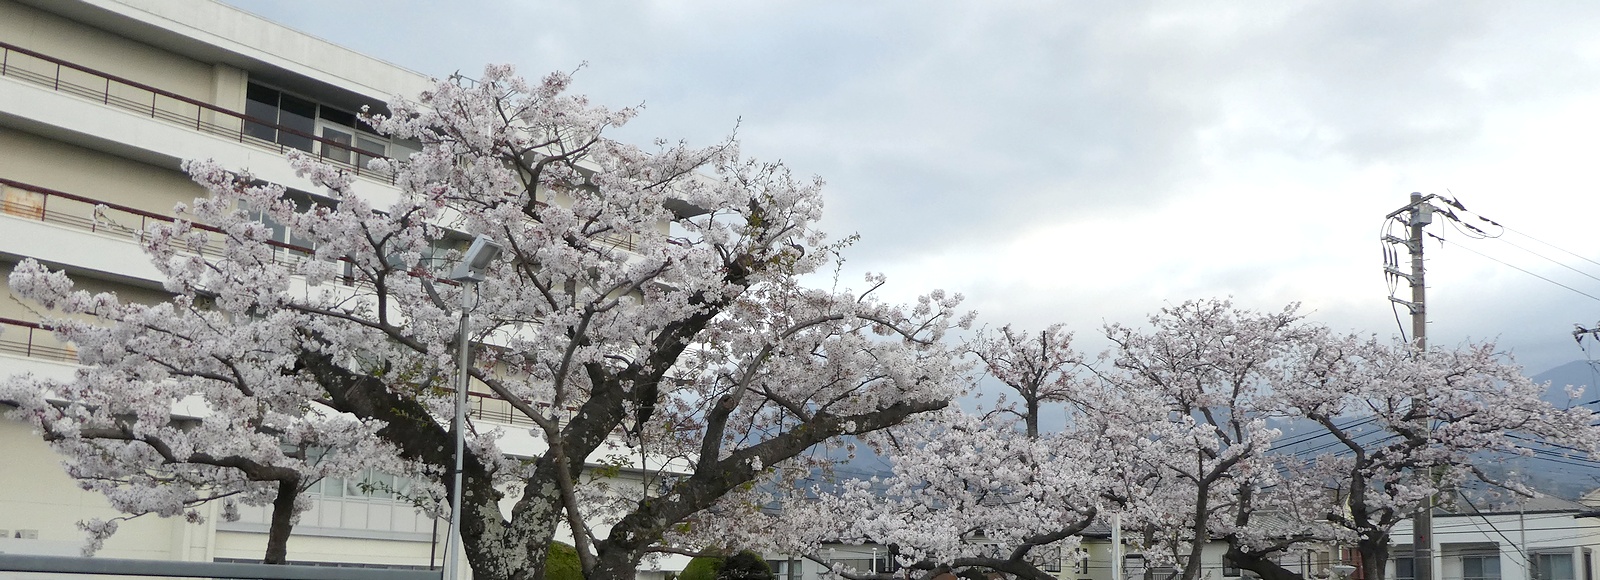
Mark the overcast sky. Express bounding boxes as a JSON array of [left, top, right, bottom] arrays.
[[224, 0, 1600, 378]]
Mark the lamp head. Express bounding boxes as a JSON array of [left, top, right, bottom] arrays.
[[448, 234, 503, 283]]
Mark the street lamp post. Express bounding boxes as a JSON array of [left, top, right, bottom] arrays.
[[444, 234, 502, 580]]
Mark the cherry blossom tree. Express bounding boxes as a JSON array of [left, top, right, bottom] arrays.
[[1273, 336, 1600, 580], [778, 324, 1169, 580], [1097, 299, 1320, 580], [971, 324, 1084, 438], [0, 262, 418, 563], [3, 64, 970, 580]]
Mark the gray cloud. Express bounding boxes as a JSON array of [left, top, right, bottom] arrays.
[[224, 0, 1600, 373]]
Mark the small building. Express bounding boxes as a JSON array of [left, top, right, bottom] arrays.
[[1391, 494, 1600, 580]]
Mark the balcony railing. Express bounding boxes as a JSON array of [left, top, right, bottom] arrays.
[[466, 391, 577, 428], [1, 317, 564, 427], [0, 317, 76, 363], [0, 40, 394, 184], [0, 177, 342, 275]]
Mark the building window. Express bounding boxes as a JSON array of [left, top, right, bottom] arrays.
[[1537, 554, 1576, 580], [1395, 557, 1415, 580], [1462, 555, 1500, 580], [243, 82, 390, 167], [1223, 555, 1241, 578], [772, 559, 801, 580], [1023, 545, 1063, 573], [872, 552, 896, 574]]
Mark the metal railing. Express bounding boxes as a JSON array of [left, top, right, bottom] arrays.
[[4, 316, 569, 426], [0, 553, 440, 579], [466, 390, 576, 427], [0, 177, 365, 285], [0, 317, 75, 363], [0, 40, 394, 184]]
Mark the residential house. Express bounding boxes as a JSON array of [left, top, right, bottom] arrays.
[[1391, 494, 1600, 580]]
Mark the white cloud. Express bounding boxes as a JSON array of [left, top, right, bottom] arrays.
[[224, 0, 1600, 374]]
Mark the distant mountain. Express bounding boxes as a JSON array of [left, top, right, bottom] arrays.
[[1492, 360, 1600, 500], [1532, 359, 1600, 408]]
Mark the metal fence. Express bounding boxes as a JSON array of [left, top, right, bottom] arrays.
[[0, 553, 440, 580], [0, 41, 393, 184]]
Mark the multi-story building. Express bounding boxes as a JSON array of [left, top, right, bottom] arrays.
[[0, 1, 686, 577]]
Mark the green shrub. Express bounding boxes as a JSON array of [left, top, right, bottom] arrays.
[[681, 554, 726, 580], [718, 551, 773, 580], [547, 542, 583, 580]]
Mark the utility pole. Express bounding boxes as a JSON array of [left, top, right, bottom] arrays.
[[1386, 192, 1434, 580]]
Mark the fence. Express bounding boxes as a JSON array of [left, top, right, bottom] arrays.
[[0, 553, 439, 579], [0, 317, 75, 363], [0, 41, 393, 184]]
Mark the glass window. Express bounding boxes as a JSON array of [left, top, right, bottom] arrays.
[[276, 93, 316, 153], [320, 126, 354, 164], [245, 82, 389, 165], [319, 476, 344, 497], [1538, 554, 1576, 580], [773, 560, 800, 580], [1395, 557, 1415, 580], [244, 83, 279, 142], [317, 106, 357, 127], [356, 135, 387, 168], [1463, 555, 1500, 580], [1223, 555, 1241, 578]]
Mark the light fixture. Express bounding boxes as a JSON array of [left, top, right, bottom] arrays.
[[449, 234, 503, 283]]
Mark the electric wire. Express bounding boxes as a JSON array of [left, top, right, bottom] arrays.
[[1455, 494, 1531, 568], [1425, 231, 1600, 304], [1500, 223, 1600, 271], [1486, 234, 1600, 287]]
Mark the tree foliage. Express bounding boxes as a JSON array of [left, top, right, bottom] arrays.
[[2, 64, 970, 580], [680, 554, 724, 580], [718, 551, 773, 580], [799, 299, 1600, 580], [547, 542, 583, 580]]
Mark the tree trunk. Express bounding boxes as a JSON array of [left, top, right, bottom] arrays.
[[1225, 546, 1304, 580], [264, 476, 300, 565], [1180, 488, 1210, 580], [1358, 533, 1390, 580]]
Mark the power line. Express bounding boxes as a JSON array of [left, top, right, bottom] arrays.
[[1496, 221, 1600, 272], [1486, 234, 1600, 287], [1426, 231, 1600, 304]]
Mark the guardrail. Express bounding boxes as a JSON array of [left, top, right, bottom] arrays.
[[466, 391, 577, 427], [0, 316, 75, 363], [0, 177, 366, 285], [0, 40, 393, 184], [0, 553, 440, 579]]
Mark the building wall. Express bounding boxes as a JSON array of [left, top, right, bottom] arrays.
[[0, 1, 688, 577], [0, 125, 206, 218], [0, 416, 197, 560], [1394, 510, 1600, 580], [0, 0, 218, 103]]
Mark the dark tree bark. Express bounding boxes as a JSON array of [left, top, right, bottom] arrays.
[[1224, 546, 1304, 580], [263, 476, 301, 565]]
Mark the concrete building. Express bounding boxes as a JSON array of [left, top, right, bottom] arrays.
[[1391, 495, 1600, 580], [0, 1, 685, 577]]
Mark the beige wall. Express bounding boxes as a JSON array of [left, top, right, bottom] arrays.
[[0, 0, 218, 104], [0, 416, 199, 560], [212, 530, 438, 568], [0, 125, 205, 217]]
